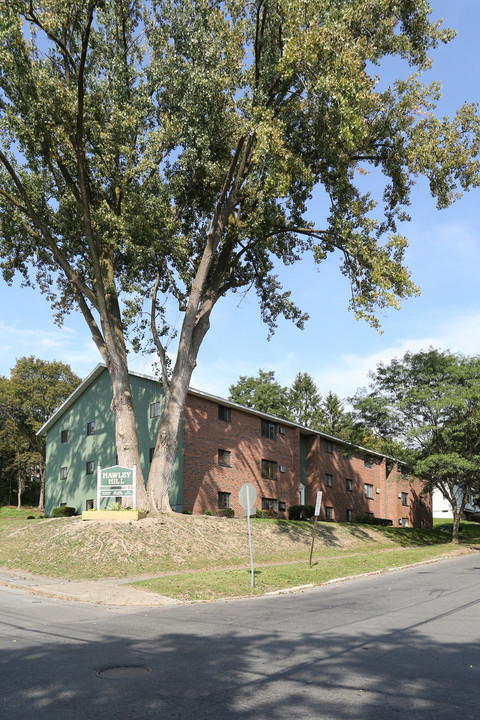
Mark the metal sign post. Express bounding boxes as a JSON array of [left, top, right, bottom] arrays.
[[97, 463, 101, 510], [238, 483, 257, 588], [309, 491, 323, 568], [246, 485, 255, 587]]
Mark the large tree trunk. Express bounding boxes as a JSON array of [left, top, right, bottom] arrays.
[[107, 360, 148, 510], [147, 372, 191, 514], [451, 488, 471, 544], [451, 509, 461, 544], [146, 309, 210, 513]]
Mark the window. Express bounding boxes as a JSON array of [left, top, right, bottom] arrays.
[[399, 517, 409, 527], [364, 456, 373, 468], [61, 429, 68, 443], [325, 506, 334, 520], [325, 440, 333, 453], [86, 421, 95, 436], [261, 459, 278, 480], [325, 473, 333, 487], [346, 509, 353, 522], [218, 404, 231, 422], [60, 466, 68, 480], [279, 501, 286, 512], [218, 491, 231, 508], [149, 447, 155, 463], [218, 449, 231, 467], [262, 497, 278, 512], [346, 478, 353, 492], [86, 461, 95, 475], [261, 420, 276, 439], [364, 483, 374, 499], [86, 499, 94, 511], [150, 402, 160, 418], [401, 492, 408, 506], [365, 512, 374, 518]]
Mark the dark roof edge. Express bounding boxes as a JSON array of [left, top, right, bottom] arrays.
[[37, 364, 399, 463]]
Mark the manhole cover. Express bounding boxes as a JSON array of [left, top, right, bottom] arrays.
[[97, 666, 151, 679]]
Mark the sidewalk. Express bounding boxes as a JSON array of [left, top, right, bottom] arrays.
[[0, 566, 181, 606]]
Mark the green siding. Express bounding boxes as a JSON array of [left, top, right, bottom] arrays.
[[45, 368, 183, 515]]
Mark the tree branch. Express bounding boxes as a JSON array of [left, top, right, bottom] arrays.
[[150, 269, 170, 390]]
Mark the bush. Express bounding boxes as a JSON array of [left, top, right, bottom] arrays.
[[51, 506, 76, 517], [216, 508, 234, 518], [357, 515, 393, 527], [255, 509, 278, 519], [204, 510, 212, 516], [181, 509, 192, 515], [288, 504, 315, 521]]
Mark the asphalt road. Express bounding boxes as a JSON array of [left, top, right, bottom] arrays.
[[1, 553, 480, 720]]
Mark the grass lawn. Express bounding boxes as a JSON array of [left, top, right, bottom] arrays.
[[129, 543, 463, 601], [0, 505, 45, 519], [0, 510, 478, 600]]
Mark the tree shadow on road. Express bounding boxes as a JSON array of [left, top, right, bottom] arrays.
[[1, 575, 480, 720]]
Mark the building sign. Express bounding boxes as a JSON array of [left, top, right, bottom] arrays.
[[97, 465, 136, 509]]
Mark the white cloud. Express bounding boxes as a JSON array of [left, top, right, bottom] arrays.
[[314, 311, 480, 400], [0, 321, 99, 377]]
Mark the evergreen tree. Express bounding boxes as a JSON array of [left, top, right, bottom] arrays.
[[288, 372, 323, 429]]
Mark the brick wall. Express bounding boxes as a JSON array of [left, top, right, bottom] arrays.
[[306, 436, 388, 521], [183, 392, 432, 528], [183, 394, 301, 517], [385, 464, 432, 529]]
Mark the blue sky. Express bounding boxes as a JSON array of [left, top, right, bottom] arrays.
[[1, 0, 480, 402]]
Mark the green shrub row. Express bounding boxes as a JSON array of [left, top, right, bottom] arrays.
[[357, 515, 393, 527], [217, 508, 235, 518], [288, 504, 315, 521], [255, 509, 278, 519], [51, 506, 76, 517]]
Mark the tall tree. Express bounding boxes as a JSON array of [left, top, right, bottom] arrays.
[[1, 2, 480, 512], [318, 391, 354, 439], [351, 349, 480, 542], [229, 369, 290, 418], [0, 357, 80, 509], [288, 372, 323, 429]]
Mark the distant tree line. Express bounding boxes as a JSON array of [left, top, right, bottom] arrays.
[[228, 369, 397, 452], [0, 357, 80, 510]]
